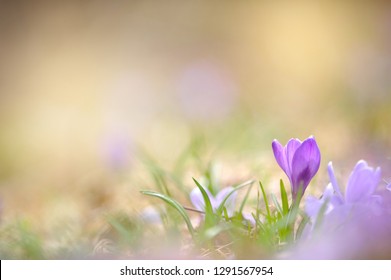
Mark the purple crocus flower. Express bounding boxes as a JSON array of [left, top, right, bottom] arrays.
[[298, 160, 391, 259], [338, 160, 381, 204], [306, 160, 382, 223], [190, 186, 237, 216], [272, 136, 321, 200]]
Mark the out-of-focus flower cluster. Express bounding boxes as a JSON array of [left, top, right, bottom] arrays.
[[296, 160, 391, 259]]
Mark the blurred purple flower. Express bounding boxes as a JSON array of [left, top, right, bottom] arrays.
[[338, 160, 381, 204], [297, 160, 391, 258], [102, 131, 134, 171], [305, 183, 336, 221], [176, 60, 237, 121], [272, 136, 321, 200], [190, 186, 237, 216], [306, 160, 382, 222], [242, 212, 256, 226]]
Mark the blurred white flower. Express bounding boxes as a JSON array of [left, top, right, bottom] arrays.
[[139, 206, 164, 225]]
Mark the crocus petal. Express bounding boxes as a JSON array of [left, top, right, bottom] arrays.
[[291, 137, 321, 197], [305, 183, 336, 219], [272, 138, 301, 184], [286, 138, 302, 174], [216, 186, 237, 214], [327, 162, 344, 200], [345, 160, 381, 203], [190, 187, 214, 211], [305, 196, 324, 218], [272, 139, 290, 178], [242, 212, 256, 226], [366, 195, 383, 216]]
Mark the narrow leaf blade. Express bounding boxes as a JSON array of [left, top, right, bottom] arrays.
[[280, 179, 289, 216], [259, 181, 271, 220], [192, 178, 215, 225], [141, 190, 195, 237]]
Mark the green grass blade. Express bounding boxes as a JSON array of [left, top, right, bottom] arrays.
[[291, 184, 304, 209], [280, 179, 289, 216], [192, 178, 215, 226], [203, 223, 232, 240], [239, 181, 254, 214], [140, 190, 195, 237], [204, 162, 218, 195], [296, 214, 310, 240], [282, 187, 304, 243], [259, 181, 271, 220], [151, 171, 171, 197], [270, 193, 283, 215]]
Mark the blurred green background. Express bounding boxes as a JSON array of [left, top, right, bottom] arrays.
[[0, 0, 391, 257]]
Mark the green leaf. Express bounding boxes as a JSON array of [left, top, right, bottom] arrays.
[[238, 180, 254, 214], [282, 186, 304, 243], [152, 171, 171, 197], [280, 179, 289, 216], [271, 193, 283, 216], [296, 213, 310, 240], [204, 162, 219, 196], [285, 184, 304, 226], [259, 181, 271, 220], [292, 184, 304, 209], [141, 190, 195, 237], [203, 223, 232, 240], [192, 178, 216, 226]]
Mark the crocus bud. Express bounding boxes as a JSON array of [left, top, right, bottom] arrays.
[[272, 136, 321, 200]]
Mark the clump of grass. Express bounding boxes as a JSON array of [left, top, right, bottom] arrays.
[[0, 219, 45, 259], [140, 160, 308, 259]]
